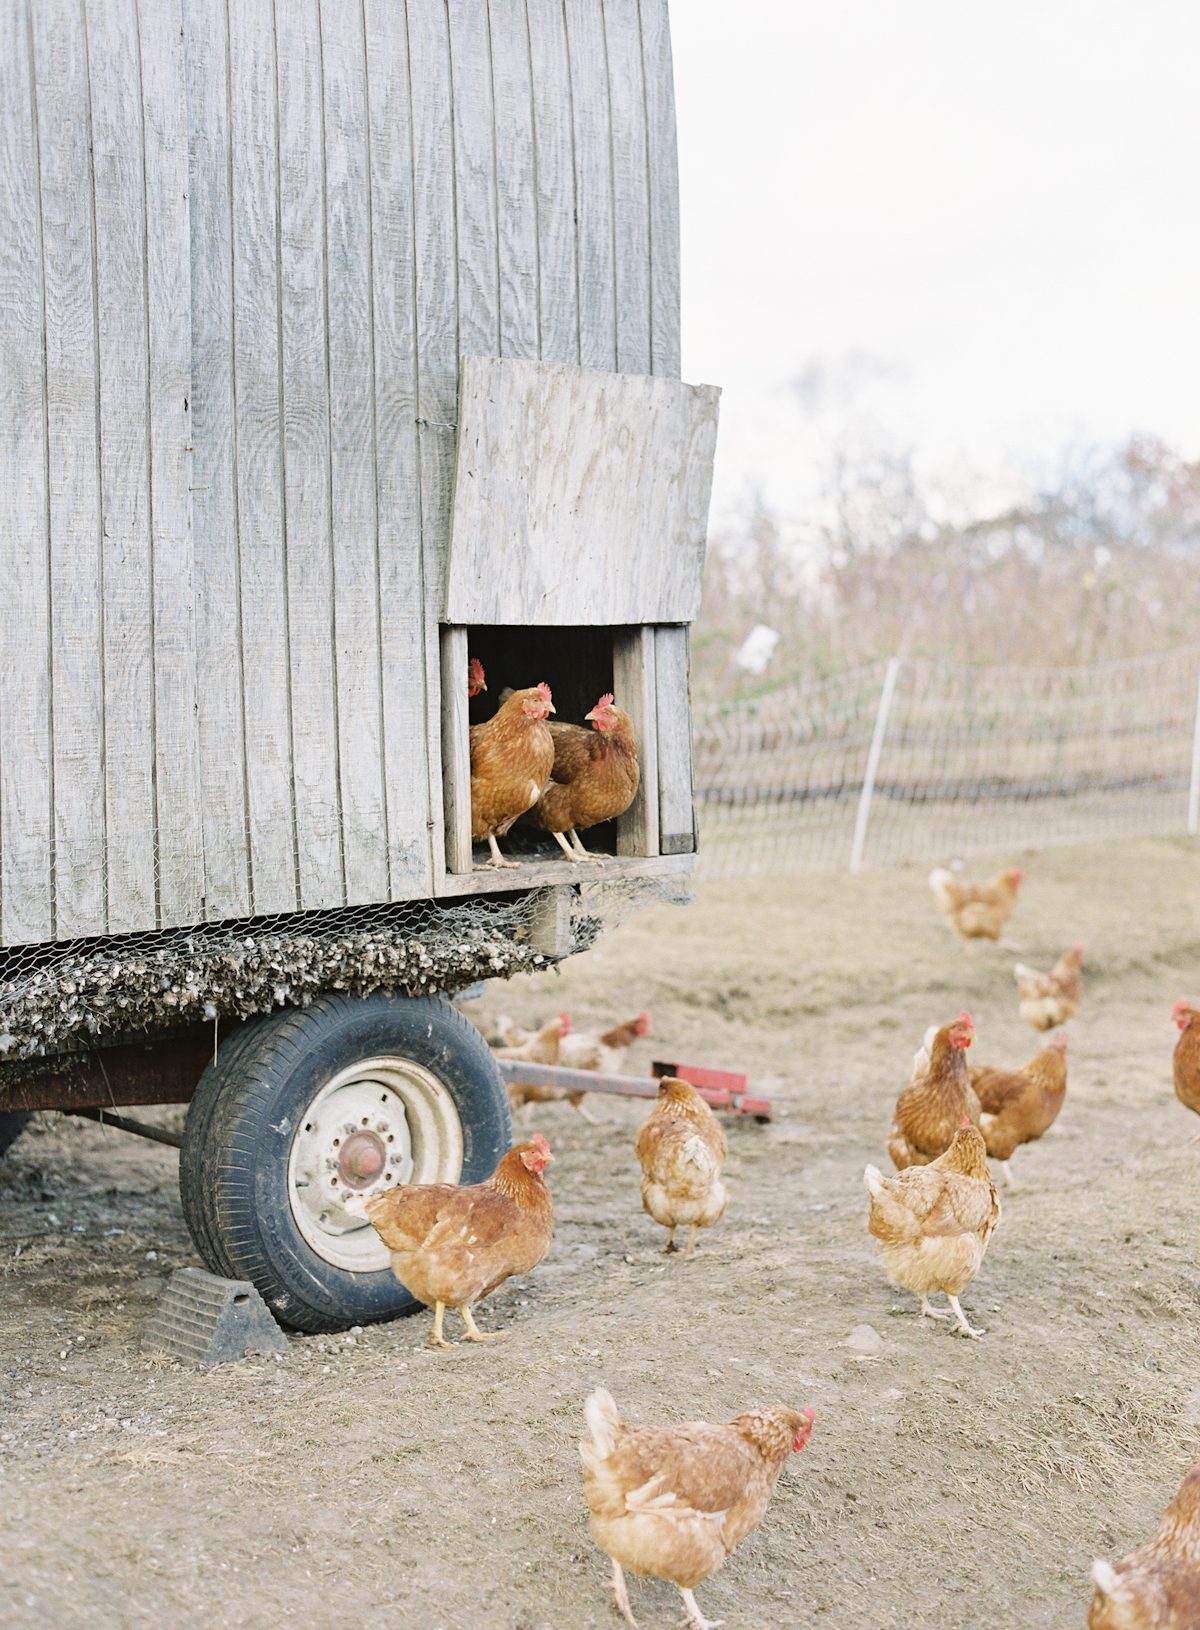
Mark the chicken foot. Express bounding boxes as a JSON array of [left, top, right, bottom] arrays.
[[662, 1224, 700, 1256], [947, 1295, 985, 1339], [918, 1294, 951, 1323], [679, 1586, 724, 1630], [609, 1559, 640, 1629], [460, 1304, 502, 1343], [475, 833, 521, 871], [428, 1303, 457, 1348], [999, 1159, 1024, 1191], [568, 828, 605, 863]]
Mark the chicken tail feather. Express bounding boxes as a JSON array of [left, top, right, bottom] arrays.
[[584, 1387, 622, 1458]]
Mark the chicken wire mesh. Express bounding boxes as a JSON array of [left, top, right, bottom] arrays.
[[694, 646, 1200, 878], [0, 873, 676, 1079]]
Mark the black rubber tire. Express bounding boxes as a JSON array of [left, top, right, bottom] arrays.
[[0, 1112, 31, 1157], [178, 992, 512, 1332]]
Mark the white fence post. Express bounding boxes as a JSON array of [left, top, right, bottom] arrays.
[[850, 656, 900, 872], [1189, 659, 1200, 837]]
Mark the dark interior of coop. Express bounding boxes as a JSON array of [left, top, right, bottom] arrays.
[[465, 624, 624, 861]]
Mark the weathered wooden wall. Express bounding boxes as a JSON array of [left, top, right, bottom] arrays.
[[0, 0, 686, 946]]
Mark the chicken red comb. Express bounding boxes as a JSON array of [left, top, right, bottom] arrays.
[[536, 681, 552, 702], [530, 1134, 551, 1155], [557, 1012, 572, 1034], [802, 1406, 816, 1421], [957, 1010, 974, 1028], [1009, 868, 1025, 886], [635, 1011, 651, 1034], [1073, 940, 1084, 956], [1173, 999, 1193, 1018], [593, 693, 614, 710]]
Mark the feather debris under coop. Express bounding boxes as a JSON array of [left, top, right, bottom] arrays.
[[0, 877, 664, 1074]]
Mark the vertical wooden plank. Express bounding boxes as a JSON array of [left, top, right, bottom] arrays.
[[613, 626, 658, 856], [406, 1, 459, 895], [86, 0, 155, 935], [227, 0, 297, 915], [526, 0, 579, 366], [602, 0, 651, 375], [0, 0, 54, 944], [439, 626, 471, 874], [275, 0, 342, 911], [364, 0, 433, 899], [638, 0, 680, 378], [323, 0, 387, 906], [487, 0, 539, 359], [183, 0, 252, 920], [655, 624, 694, 853], [140, 0, 203, 927], [562, 0, 615, 370], [446, 0, 499, 358], [32, 0, 107, 937]]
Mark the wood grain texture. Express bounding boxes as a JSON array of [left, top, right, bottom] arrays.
[[602, 0, 651, 375], [562, 0, 616, 370], [0, 0, 54, 944], [654, 624, 695, 853], [526, 0, 579, 365], [613, 625, 658, 857], [439, 626, 472, 874], [407, 1, 459, 896], [446, 0, 498, 359], [32, 0, 107, 936], [88, 0, 156, 934], [184, 0, 253, 920], [638, 0, 680, 378], [445, 357, 720, 625], [277, 0, 341, 911], [139, 0, 203, 927], [227, 0, 297, 915], [362, 0, 433, 898], [435, 848, 693, 899], [323, 0, 387, 907], [487, 0, 539, 360]]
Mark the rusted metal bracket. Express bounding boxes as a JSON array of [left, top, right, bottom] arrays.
[[69, 1107, 184, 1149], [494, 1058, 771, 1120]]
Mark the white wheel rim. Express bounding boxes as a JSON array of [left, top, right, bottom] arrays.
[[287, 1057, 464, 1273]]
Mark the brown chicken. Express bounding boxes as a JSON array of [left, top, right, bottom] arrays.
[[888, 1013, 981, 1170], [467, 656, 487, 697], [1171, 1002, 1200, 1141], [865, 1121, 1000, 1339], [929, 865, 1024, 946], [580, 1387, 815, 1630], [636, 1077, 728, 1255], [470, 683, 555, 869], [1089, 1460, 1200, 1629], [519, 694, 639, 862], [345, 1137, 554, 1348], [970, 1034, 1068, 1189], [1014, 942, 1084, 1030]]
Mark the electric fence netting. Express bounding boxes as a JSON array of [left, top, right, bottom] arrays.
[[693, 647, 1200, 878]]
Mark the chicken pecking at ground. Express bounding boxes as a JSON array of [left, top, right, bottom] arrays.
[[865, 1120, 1000, 1339], [1089, 1459, 1200, 1629], [469, 682, 555, 869], [344, 1137, 554, 1349], [518, 694, 640, 862], [929, 865, 1024, 948], [580, 1386, 815, 1630], [1014, 942, 1084, 1030], [969, 1034, 1068, 1189], [1171, 1001, 1200, 1142], [635, 1076, 727, 1255], [888, 1013, 981, 1170]]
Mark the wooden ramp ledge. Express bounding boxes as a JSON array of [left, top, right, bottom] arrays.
[[494, 1058, 771, 1119]]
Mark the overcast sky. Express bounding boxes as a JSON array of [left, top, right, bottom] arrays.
[[670, 2, 1200, 523]]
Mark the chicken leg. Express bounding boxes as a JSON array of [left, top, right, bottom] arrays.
[[679, 1587, 724, 1630], [999, 1159, 1024, 1191], [610, 1559, 639, 1629], [568, 828, 606, 863], [947, 1294, 985, 1339], [919, 1293, 951, 1323], [460, 1305, 502, 1343], [476, 833, 520, 871], [429, 1303, 457, 1348]]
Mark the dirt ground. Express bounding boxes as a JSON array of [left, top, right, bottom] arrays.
[[2, 836, 1199, 1630]]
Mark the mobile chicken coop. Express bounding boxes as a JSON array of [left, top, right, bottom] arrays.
[[0, 0, 717, 1329]]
